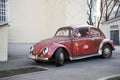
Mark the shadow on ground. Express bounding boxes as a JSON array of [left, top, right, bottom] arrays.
[[0, 66, 47, 78]]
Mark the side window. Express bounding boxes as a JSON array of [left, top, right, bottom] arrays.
[[79, 28, 89, 37], [74, 28, 89, 38], [74, 29, 81, 38], [0, 0, 8, 24], [91, 28, 101, 37]]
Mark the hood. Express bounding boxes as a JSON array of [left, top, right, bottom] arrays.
[[38, 37, 69, 46], [33, 37, 70, 54]]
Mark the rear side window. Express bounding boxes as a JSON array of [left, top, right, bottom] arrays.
[[90, 28, 101, 37]]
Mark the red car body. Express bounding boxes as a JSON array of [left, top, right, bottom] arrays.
[[29, 25, 115, 66]]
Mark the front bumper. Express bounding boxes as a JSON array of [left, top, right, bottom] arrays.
[[28, 54, 48, 61]]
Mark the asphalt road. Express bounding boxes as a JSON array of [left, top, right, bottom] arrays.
[[0, 46, 120, 80]]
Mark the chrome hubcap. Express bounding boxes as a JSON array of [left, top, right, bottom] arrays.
[[59, 52, 64, 63], [104, 47, 110, 56], [104, 48, 110, 54]]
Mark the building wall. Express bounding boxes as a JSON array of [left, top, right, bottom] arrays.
[[9, 0, 87, 44], [66, 0, 87, 25], [9, 0, 66, 43], [100, 17, 120, 45], [0, 25, 8, 61]]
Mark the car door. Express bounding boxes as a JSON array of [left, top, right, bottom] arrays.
[[72, 28, 93, 56]]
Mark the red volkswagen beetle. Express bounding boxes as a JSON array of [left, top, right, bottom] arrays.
[[29, 25, 115, 66]]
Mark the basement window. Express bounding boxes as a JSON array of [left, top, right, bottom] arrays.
[[0, 0, 8, 26]]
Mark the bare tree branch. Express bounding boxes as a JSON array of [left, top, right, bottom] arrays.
[[107, 0, 118, 19], [87, 0, 94, 25], [94, 0, 119, 28], [115, 4, 120, 17], [107, 0, 113, 7], [97, 0, 104, 28]]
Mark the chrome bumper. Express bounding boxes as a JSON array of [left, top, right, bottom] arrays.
[[28, 54, 48, 61]]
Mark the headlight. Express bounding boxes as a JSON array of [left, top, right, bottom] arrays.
[[30, 46, 34, 52], [43, 47, 49, 55]]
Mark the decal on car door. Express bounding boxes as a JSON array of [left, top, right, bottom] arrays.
[[83, 44, 89, 49], [74, 42, 79, 50]]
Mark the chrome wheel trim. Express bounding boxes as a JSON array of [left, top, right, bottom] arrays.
[[59, 52, 64, 64], [103, 47, 111, 57]]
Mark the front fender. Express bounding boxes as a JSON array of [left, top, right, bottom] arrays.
[[46, 43, 72, 59]]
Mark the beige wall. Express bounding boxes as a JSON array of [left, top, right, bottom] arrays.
[[9, 0, 87, 44], [0, 25, 8, 61], [66, 0, 87, 25]]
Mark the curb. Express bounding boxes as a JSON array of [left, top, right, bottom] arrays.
[[97, 74, 120, 80]]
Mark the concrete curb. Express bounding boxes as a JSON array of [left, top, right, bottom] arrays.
[[0, 65, 48, 70], [97, 74, 120, 80]]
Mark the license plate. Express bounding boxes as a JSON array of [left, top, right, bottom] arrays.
[[29, 54, 36, 59]]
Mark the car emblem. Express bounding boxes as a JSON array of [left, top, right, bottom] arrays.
[[83, 45, 89, 49]]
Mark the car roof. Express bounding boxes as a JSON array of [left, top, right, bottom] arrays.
[[71, 25, 95, 28], [61, 25, 96, 29]]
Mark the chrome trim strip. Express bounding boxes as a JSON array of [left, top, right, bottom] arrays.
[[58, 40, 71, 43], [72, 38, 92, 42], [70, 53, 101, 60]]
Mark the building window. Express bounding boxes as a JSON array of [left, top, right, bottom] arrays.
[[0, 0, 8, 25], [110, 25, 118, 30]]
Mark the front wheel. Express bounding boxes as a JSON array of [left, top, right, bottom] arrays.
[[101, 44, 112, 58], [35, 60, 41, 63], [55, 48, 64, 67]]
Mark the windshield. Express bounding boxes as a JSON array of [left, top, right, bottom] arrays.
[[54, 28, 72, 37]]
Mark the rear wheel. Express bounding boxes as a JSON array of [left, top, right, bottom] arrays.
[[101, 44, 112, 58], [55, 48, 64, 67]]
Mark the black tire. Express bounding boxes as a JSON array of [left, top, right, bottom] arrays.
[[35, 60, 41, 63], [101, 44, 112, 58], [55, 48, 64, 67]]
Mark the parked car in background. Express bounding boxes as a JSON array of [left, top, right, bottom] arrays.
[[29, 25, 115, 66]]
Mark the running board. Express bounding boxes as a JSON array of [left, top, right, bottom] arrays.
[[70, 53, 101, 60]]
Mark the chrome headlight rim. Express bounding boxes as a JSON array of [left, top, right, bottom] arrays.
[[43, 47, 49, 55], [30, 46, 34, 52]]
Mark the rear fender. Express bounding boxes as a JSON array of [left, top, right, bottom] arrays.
[[98, 39, 115, 55]]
